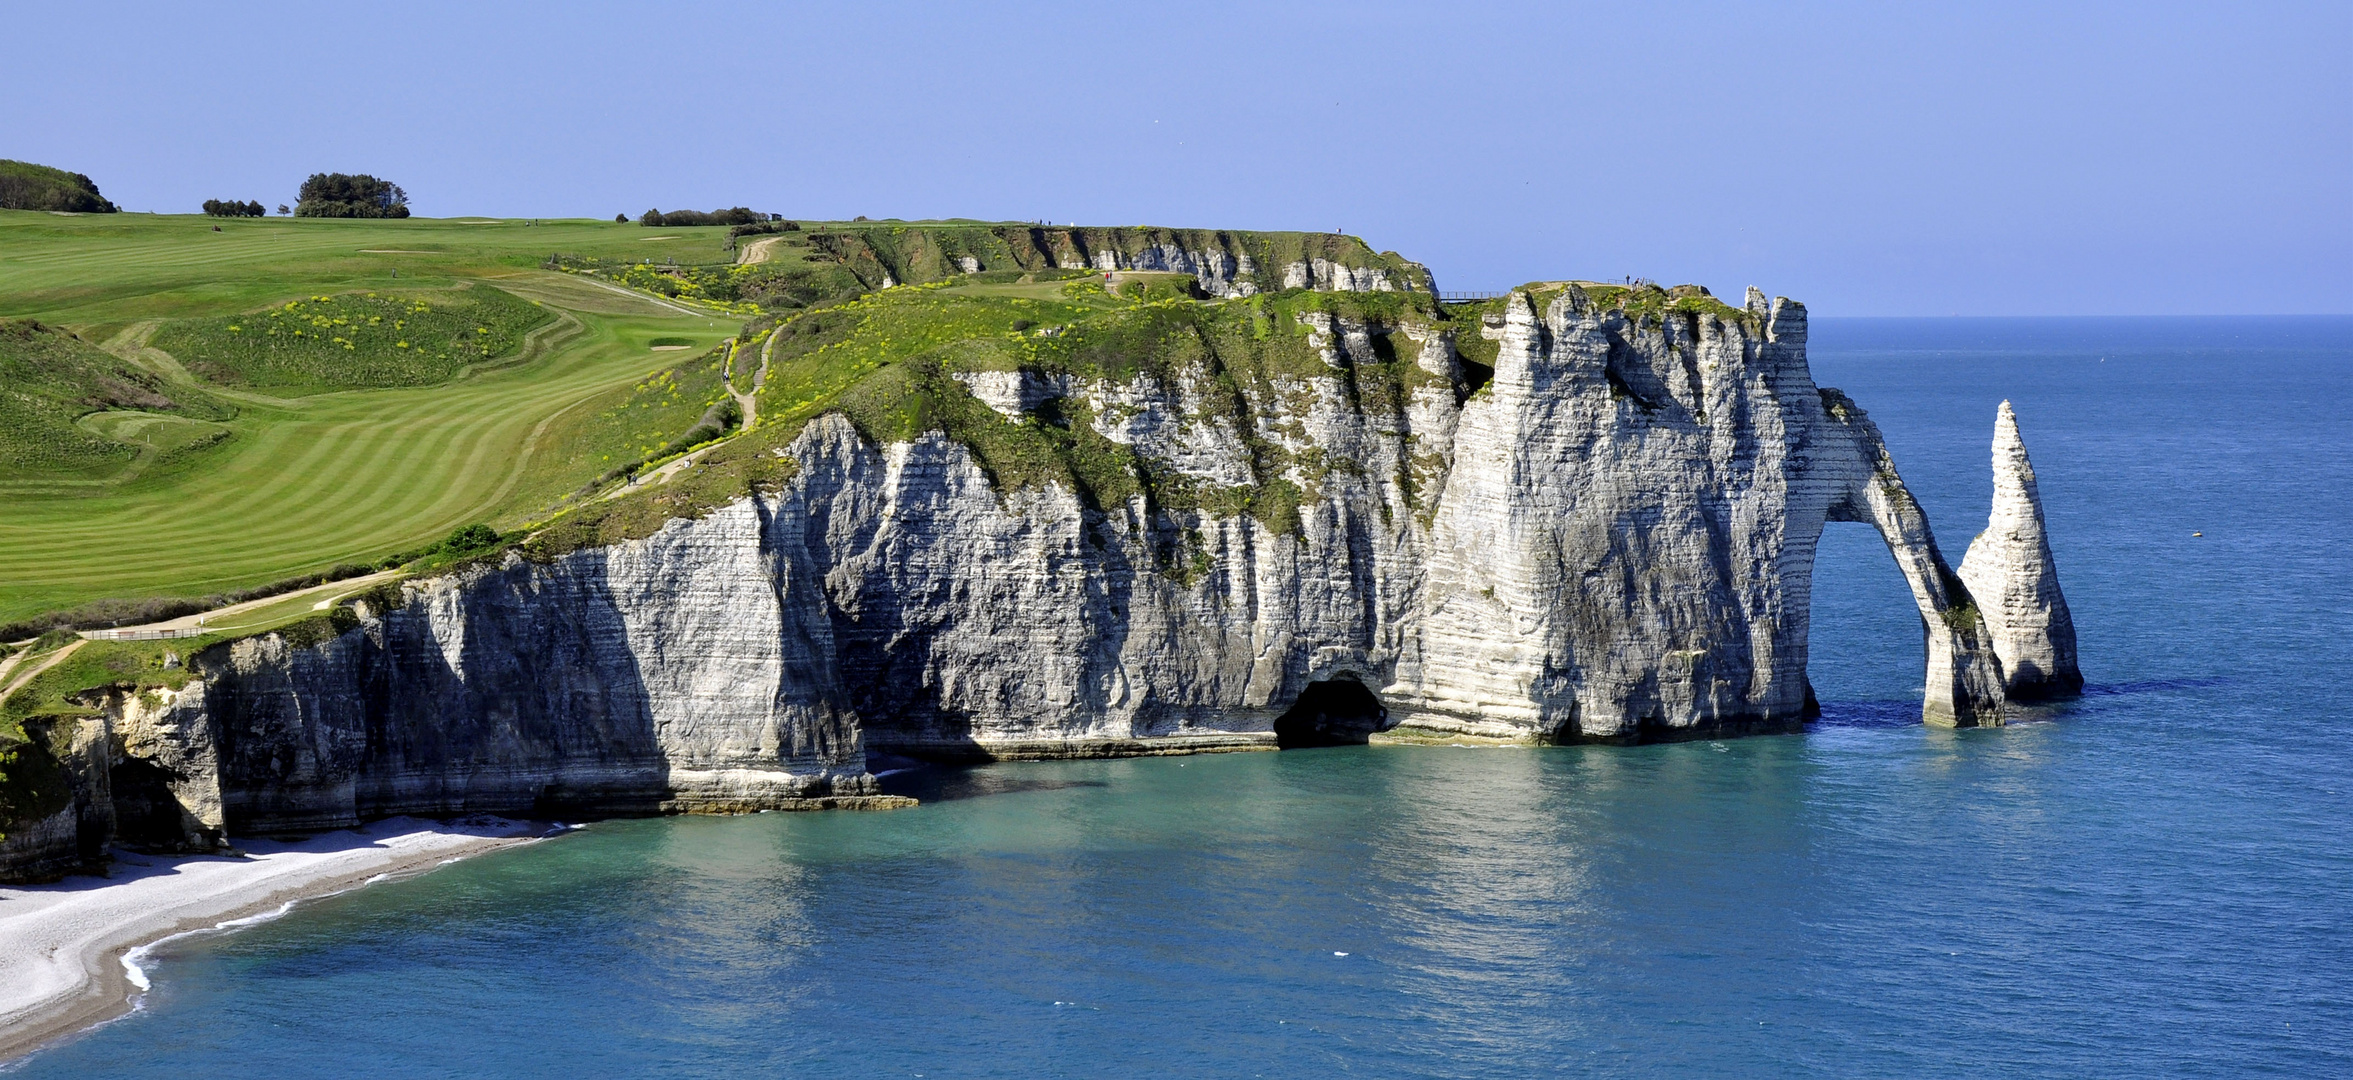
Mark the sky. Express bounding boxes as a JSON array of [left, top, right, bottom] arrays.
[[9, 1, 2348, 315]]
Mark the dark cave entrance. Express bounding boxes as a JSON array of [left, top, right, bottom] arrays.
[[1273, 676, 1387, 749], [108, 756, 188, 848]]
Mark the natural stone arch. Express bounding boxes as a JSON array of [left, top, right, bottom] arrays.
[[1810, 391, 2008, 727]]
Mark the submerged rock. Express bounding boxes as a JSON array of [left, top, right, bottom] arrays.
[[1958, 401, 2083, 698]]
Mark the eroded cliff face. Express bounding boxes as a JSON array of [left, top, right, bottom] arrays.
[[1, 282, 2074, 878]]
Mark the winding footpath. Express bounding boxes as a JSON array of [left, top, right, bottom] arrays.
[[0, 641, 82, 706]]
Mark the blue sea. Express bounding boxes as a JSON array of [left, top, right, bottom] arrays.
[[14, 317, 2352, 1078]]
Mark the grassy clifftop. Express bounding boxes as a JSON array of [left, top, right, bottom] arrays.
[[550, 222, 1431, 315], [792, 224, 1430, 294], [525, 274, 1455, 557]]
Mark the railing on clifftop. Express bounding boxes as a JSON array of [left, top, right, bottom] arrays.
[[78, 627, 206, 641]]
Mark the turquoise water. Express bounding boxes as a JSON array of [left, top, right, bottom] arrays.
[[16, 318, 2353, 1078]]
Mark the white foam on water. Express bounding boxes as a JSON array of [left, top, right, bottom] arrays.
[[119, 897, 303, 1001]]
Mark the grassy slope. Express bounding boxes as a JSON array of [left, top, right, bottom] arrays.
[[0, 211, 747, 623], [0, 318, 233, 477]]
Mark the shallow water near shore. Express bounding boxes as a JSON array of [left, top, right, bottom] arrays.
[[14, 316, 2352, 1077]]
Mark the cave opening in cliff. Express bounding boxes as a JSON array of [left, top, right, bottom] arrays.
[[107, 756, 189, 848], [1457, 358, 1494, 400], [1274, 676, 1387, 749]]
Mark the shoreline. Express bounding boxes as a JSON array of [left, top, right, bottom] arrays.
[[0, 816, 545, 1064]]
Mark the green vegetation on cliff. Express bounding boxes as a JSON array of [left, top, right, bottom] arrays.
[[523, 277, 1450, 558], [0, 210, 1435, 629]]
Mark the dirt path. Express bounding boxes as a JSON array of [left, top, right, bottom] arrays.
[[0, 646, 31, 688], [603, 329, 773, 505], [1, 640, 84, 705], [738, 235, 790, 266], [159, 570, 402, 632], [723, 336, 766, 431]]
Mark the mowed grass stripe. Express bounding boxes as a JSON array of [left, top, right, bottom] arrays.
[[2, 369, 622, 574], [3, 321, 649, 547], [5, 375, 691, 573], [0, 229, 740, 617]]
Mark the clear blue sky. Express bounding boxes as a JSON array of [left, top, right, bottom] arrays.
[[12, 1, 2347, 315]]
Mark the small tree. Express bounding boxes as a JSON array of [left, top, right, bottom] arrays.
[[615, 213, 627, 223], [277, 204, 290, 215]]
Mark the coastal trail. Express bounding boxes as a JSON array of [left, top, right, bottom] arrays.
[[0, 641, 83, 706], [737, 235, 790, 266]]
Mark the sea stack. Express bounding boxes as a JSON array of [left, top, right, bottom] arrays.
[[1958, 401, 2083, 698]]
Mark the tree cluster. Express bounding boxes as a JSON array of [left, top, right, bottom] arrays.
[[639, 207, 779, 227], [0, 159, 118, 213], [294, 173, 410, 218], [202, 199, 266, 218]]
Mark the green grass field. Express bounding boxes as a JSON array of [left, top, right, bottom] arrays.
[[0, 211, 751, 624], [0, 211, 1436, 629]]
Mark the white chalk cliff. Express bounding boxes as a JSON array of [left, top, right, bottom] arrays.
[[1, 281, 2080, 878]]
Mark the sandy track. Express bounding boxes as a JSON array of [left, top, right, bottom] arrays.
[[0, 641, 83, 704], [737, 235, 789, 265]]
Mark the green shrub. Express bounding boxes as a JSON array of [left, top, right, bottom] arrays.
[[438, 524, 500, 555], [640, 207, 768, 227]]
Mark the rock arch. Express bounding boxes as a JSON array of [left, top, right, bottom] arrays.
[[1810, 390, 2008, 727]]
